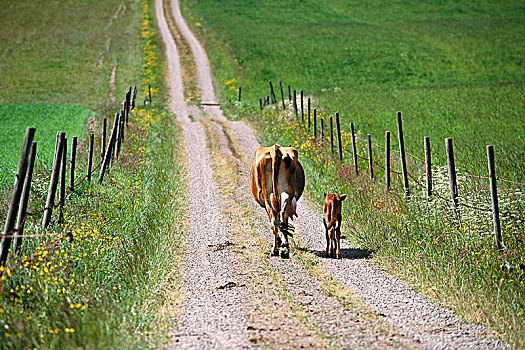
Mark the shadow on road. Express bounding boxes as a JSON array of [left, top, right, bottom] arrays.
[[295, 246, 373, 260]]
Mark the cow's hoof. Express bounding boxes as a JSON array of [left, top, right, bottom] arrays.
[[336, 254, 342, 259], [271, 250, 279, 257], [279, 248, 290, 259]]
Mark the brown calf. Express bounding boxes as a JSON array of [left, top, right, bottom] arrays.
[[323, 193, 347, 259]]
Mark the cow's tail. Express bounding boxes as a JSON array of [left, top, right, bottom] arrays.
[[271, 145, 282, 213]]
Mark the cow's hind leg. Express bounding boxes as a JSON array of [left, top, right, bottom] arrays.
[[278, 227, 290, 259], [271, 225, 279, 256]]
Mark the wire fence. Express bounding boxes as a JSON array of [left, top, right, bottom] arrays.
[[0, 85, 142, 272], [258, 80, 524, 251]]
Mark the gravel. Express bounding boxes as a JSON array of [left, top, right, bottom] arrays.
[[156, 1, 249, 348]]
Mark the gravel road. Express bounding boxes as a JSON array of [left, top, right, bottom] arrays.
[[156, 1, 249, 347], [156, 0, 508, 348]]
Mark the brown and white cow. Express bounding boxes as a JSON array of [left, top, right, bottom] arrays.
[[250, 144, 305, 258], [323, 193, 347, 259]]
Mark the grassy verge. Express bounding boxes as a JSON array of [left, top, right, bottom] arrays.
[[0, 0, 187, 347]]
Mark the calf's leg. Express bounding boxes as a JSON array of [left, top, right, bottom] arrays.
[[324, 221, 330, 257], [335, 225, 342, 259]]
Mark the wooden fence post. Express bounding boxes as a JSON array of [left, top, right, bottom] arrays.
[[445, 138, 458, 211], [101, 118, 107, 162], [238, 86, 242, 102], [279, 81, 285, 108], [87, 134, 94, 183], [293, 89, 297, 116], [69, 136, 77, 192], [424, 136, 432, 197], [313, 109, 317, 138], [335, 113, 343, 161], [125, 90, 130, 124], [320, 118, 324, 140], [42, 132, 65, 231], [330, 116, 334, 153], [99, 115, 119, 184], [269, 81, 276, 105], [487, 145, 502, 250], [13, 141, 37, 254], [132, 85, 137, 110], [110, 113, 119, 164], [300, 90, 304, 123], [58, 137, 67, 224], [397, 111, 409, 197], [120, 110, 127, 143], [307, 98, 311, 129], [288, 85, 291, 102], [126, 86, 131, 107], [385, 131, 391, 190], [0, 127, 36, 266], [350, 122, 358, 175], [367, 134, 373, 179], [259, 98, 263, 110], [148, 84, 152, 105], [118, 114, 125, 157], [123, 101, 128, 128]]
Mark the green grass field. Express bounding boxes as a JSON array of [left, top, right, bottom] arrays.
[[0, 0, 141, 107], [183, 0, 525, 182], [182, 0, 525, 347], [0, 104, 90, 189]]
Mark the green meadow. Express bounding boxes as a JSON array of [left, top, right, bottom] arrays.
[[0, 0, 141, 107], [183, 0, 525, 182], [0, 104, 90, 188]]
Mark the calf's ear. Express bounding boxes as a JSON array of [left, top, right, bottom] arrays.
[[323, 192, 327, 198], [340, 194, 347, 201]]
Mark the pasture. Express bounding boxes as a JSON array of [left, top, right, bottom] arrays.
[[183, 0, 525, 182], [182, 0, 525, 346], [0, 104, 90, 189], [0, 0, 142, 107]]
